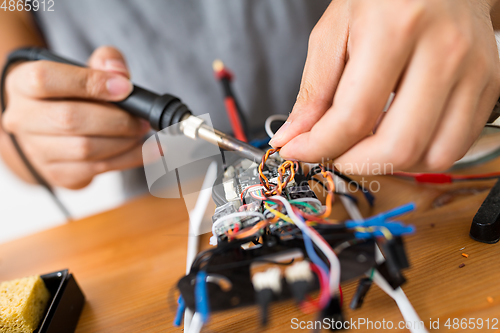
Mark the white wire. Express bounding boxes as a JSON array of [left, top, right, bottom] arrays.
[[211, 211, 265, 238], [265, 114, 289, 138], [186, 161, 218, 273], [372, 270, 428, 333], [269, 195, 341, 297], [187, 312, 204, 333]]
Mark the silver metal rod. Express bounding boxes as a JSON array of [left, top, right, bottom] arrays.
[[199, 125, 265, 162], [180, 115, 265, 162]]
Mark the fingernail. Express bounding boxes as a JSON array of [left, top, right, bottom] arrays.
[[104, 59, 128, 74], [106, 76, 133, 97], [269, 121, 290, 145]]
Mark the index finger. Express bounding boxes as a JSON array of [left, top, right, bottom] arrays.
[[9, 60, 133, 101], [280, 13, 415, 162]]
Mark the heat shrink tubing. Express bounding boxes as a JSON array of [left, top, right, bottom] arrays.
[[2, 47, 265, 162]]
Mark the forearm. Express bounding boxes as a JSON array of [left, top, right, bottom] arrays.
[[0, 10, 44, 183]]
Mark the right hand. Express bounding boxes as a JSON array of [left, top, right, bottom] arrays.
[[2, 46, 151, 189]]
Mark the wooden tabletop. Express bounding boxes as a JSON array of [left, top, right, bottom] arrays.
[[1, 158, 500, 332]]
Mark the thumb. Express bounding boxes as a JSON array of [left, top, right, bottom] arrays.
[[87, 46, 130, 78], [269, 0, 349, 149]]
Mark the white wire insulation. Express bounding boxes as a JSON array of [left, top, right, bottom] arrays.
[[184, 161, 217, 332], [186, 161, 218, 273], [269, 195, 341, 296], [187, 312, 204, 333], [265, 114, 288, 138], [372, 270, 429, 333]]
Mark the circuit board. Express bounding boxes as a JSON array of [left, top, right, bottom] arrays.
[[175, 151, 415, 328]]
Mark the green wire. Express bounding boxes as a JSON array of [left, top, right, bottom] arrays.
[[369, 267, 375, 280], [289, 200, 319, 213]]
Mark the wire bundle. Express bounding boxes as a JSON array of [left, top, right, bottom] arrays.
[[258, 148, 298, 196]]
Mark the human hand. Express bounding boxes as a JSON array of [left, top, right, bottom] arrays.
[[271, 0, 500, 173], [2, 46, 150, 189]]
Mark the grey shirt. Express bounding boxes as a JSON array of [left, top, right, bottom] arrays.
[[35, 0, 330, 133], [34, 0, 330, 197]]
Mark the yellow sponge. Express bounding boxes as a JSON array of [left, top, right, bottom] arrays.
[[0, 275, 51, 333]]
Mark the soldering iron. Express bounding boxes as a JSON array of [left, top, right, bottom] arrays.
[[1, 47, 265, 163]]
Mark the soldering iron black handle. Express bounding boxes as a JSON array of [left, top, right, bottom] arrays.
[[6, 47, 192, 131]]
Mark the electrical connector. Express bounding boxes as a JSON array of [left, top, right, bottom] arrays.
[[378, 236, 410, 280], [252, 267, 282, 326], [321, 297, 344, 331], [349, 278, 373, 310], [285, 261, 313, 303]]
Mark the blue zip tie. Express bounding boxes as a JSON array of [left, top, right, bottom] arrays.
[[173, 296, 185, 326], [345, 202, 416, 228], [354, 225, 415, 239]]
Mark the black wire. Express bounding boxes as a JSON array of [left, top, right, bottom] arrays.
[[308, 177, 359, 204], [1, 49, 72, 220], [308, 165, 374, 206]]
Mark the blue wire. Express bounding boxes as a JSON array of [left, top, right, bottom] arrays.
[[195, 271, 210, 323], [173, 296, 185, 326], [295, 213, 330, 277], [249, 137, 270, 148]]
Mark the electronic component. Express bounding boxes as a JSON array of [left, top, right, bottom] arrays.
[[286, 185, 317, 200], [176, 148, 416, 331], [350, 277, 373, 310], [285, 261, 314, 303], [252, 267, 282, 325]]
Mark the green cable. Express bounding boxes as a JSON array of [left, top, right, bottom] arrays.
[[289, 200, 319, 213], [369, 267, 375, 280]]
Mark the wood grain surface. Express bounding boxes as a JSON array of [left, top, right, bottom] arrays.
[[1, 158, 499, 332]]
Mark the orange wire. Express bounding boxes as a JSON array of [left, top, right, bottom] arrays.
[[317, 164, 335, 219], [233, 220, 269, 239], [258, 148, 296, 196]]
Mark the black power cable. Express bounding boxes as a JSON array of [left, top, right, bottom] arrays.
[[1, 49, 72, 220]]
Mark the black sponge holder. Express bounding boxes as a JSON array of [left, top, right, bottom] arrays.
[[470, 179, 500, 244], [36, 269, 85, 333]]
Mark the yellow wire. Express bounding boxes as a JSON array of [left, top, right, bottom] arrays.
[[264, 203, 294, 224], [355, 226, 393, 240], [378, 226, 393, 240]]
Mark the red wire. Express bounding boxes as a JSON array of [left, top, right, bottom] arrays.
[[224, 97, 248, 142], [338, 284, 343, 306], [240, 184, 263, 203], [394, 171, 500, 184], [300, 263, 330, 313]]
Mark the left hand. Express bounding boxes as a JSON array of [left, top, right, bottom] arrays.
[[270, 0, 500, 173]]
